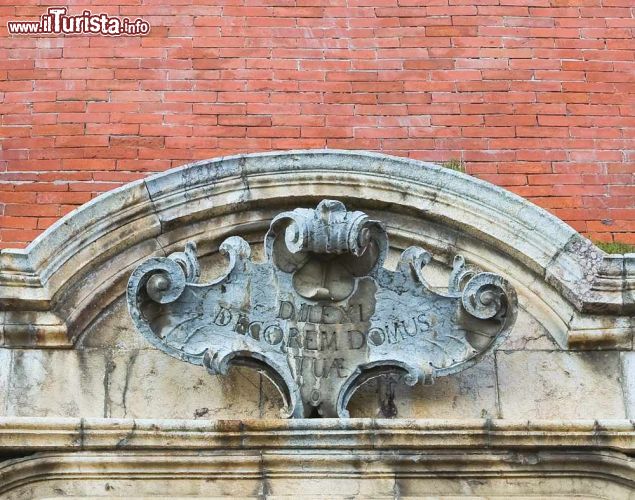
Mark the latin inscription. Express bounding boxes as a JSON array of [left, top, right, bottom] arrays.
[[204, 300, 435, 383]]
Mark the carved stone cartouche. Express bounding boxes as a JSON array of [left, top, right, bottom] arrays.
[[127, 200, 517, 418]]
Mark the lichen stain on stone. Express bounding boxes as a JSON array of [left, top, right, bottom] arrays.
[[120, 350, 139, 418], [115, 420, 136, 449], [102, 351, 116, 418], [194, 407, 209, 419], [378, 376, 399, 419]]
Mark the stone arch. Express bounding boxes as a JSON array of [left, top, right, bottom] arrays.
[[0, 150, 632, 349]]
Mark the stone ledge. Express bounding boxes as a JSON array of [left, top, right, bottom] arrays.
[[1, 417, 634, 453], [1, 449, 633, 499]]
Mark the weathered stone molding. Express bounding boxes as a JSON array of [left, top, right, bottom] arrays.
[[0, 150, 632, 349], [3, 450, 633, 498], [1, 418, 633, 498], [1, 417, 634, 452]]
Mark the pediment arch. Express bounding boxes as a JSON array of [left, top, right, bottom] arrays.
[[0, 150, 632, 350]]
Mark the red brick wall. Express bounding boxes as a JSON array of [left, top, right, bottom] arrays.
[[1, 0, 634, 249]]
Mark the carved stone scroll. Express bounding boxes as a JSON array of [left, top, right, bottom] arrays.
[[127, 200, 517, 418]]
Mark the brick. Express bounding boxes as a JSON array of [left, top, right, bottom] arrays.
[[477, 174, 527, 186], [431, 115, 484, 126], [426, 26, 478, 37], [61, 159, 117, 170], [4, 204, 60, 217], [247, 127, 299, 138], [0, 4, 634, 247], [272, 138, 326, 149], [0, 230, 42, 244], [110, 137, 165, 148], [36, 192, 92, 204], [85, 124, 140, 135], [301, 127, 352, 138], [32, 125, 84, 136], [55, 137, 110, 148], [217, 115, 270, 126]]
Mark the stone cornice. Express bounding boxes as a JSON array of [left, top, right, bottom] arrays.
[[2, 444, 633, 497], [0, 150, 632, 348], [1, 417, 634, 454]]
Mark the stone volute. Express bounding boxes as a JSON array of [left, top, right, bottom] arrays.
[[126, 199, 518, 418]]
